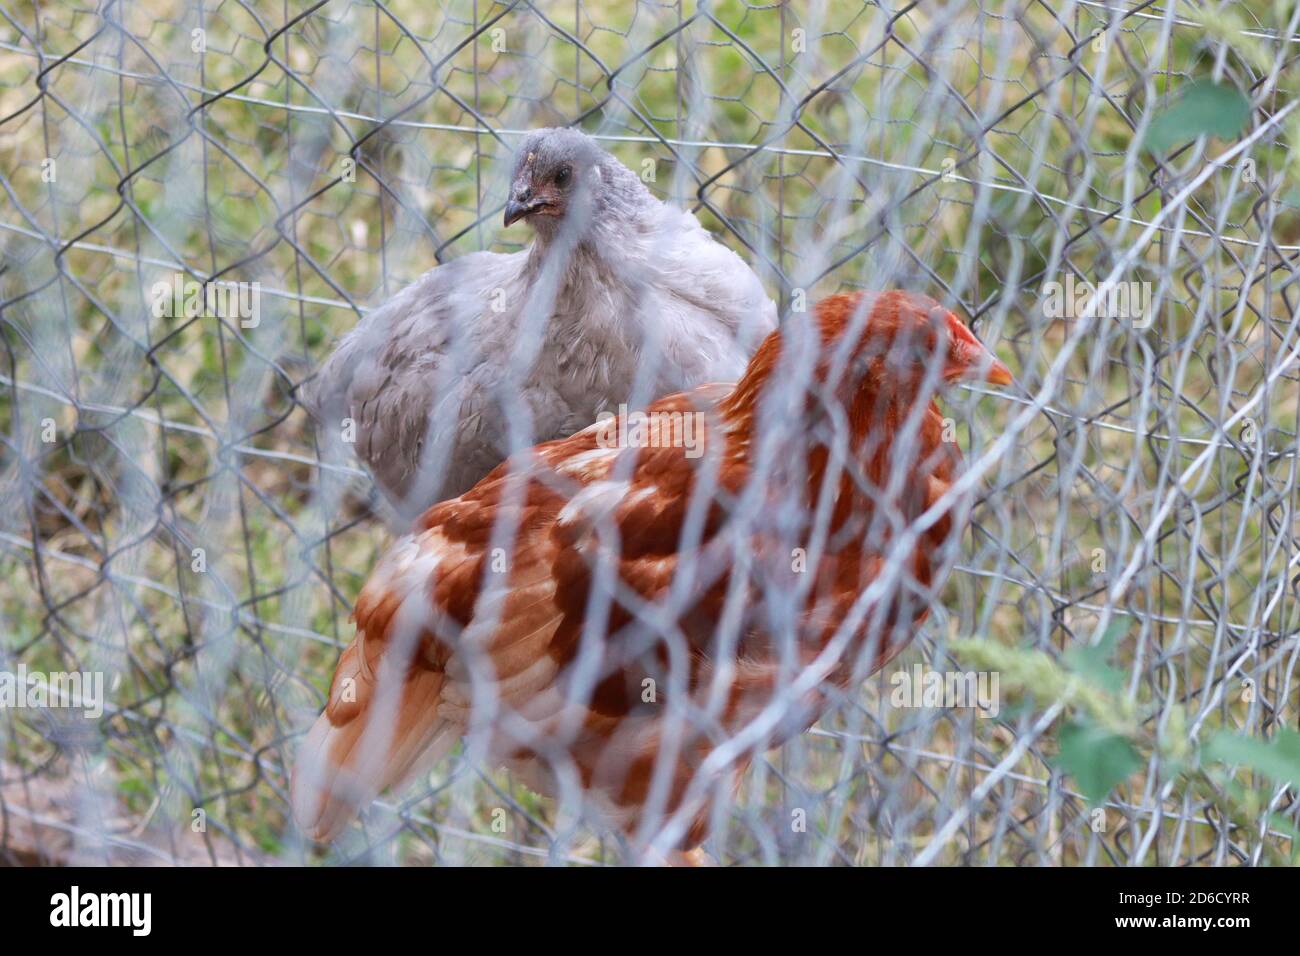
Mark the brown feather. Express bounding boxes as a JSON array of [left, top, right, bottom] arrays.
[[291, 290, 1011, 852]]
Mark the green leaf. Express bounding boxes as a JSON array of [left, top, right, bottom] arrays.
[[998, 693, 1041, 722], [1205, 728, 1300, 788], [1056, 720, 1143, 804], [1143, 81, 1251, 154], [1064, 618, 1128, 694], [1268, 813, 1300, 864], [1098, 616, 1131, 647]]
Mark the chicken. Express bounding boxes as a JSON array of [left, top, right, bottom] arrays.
[[305, 127, 777, 525], [291, 290, 1013, 856]]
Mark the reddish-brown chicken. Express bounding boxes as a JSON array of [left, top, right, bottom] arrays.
[[292, 290, 1013, 855]]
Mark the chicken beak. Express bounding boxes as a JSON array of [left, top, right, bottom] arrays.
[[503, 198, 535, 227], [983, 355, 1014, 387], [946, 346, 1014, 387], [944, 315, 1013, 388]]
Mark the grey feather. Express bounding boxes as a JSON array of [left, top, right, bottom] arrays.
[[305, 127, 777, 526]]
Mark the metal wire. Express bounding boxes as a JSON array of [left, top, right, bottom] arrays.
[[1, 0, 1298, 865]]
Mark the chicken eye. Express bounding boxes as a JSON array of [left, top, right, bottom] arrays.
[[555, 166, 572, 187]]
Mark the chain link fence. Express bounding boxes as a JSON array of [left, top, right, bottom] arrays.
[[1, 0, 1298, 865]]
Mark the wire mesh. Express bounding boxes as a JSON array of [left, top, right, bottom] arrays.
[[1, 0, 1298, 865]]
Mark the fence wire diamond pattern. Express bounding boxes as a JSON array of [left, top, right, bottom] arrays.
[[1, 0, 1298, 865]]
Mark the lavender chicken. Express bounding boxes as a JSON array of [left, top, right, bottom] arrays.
[[305, 127, 776, 524]]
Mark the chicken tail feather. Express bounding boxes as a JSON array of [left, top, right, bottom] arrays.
[[292, 640, 452, 843]]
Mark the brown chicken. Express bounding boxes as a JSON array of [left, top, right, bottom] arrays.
[[291, 290, 1013, 857]]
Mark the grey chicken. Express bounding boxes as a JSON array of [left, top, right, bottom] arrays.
[[305, 127, 777, 524]]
